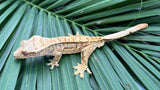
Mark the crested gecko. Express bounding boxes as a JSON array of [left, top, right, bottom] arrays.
[[14, 23, 148, 78]]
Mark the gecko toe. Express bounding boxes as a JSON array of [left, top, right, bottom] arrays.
[[73, 66, 78, 69], [87, 68, 92, 74], [56, 64, 59, 67], [74, 71, 79, 75], [50, 65, 54, 70], [77, 63, 80, 65], [80, 72, 84, 78], [47, 63, 51, 66]]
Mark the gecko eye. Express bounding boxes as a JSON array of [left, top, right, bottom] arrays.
[[21, 51, 28, 56]]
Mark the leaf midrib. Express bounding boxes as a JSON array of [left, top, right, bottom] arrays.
[[20, 0, 95, 33]]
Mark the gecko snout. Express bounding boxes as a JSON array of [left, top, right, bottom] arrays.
[[13, 48, 27, 59], [13, 50, 22, 59]]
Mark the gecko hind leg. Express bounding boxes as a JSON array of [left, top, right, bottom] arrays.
[[47, 52, 62, 70], [73, 45, 97, 78]]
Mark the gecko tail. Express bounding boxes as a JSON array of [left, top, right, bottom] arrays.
[[102, 23, 148, 41]]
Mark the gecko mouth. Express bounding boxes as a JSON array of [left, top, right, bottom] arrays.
[[14, 49, 37, 59]]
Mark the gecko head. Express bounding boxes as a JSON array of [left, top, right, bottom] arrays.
[[13, 37, 38, 59]]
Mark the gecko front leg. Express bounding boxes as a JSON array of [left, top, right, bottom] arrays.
[[47, 52, 62, 70], [73, 44, 97, 78]]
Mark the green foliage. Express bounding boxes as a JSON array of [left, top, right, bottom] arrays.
[[0, 0, 160, 90]]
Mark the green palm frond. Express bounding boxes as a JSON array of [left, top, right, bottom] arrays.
[[0, 0, 160, 90]]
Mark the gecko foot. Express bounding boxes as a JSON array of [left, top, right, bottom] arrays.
[[73, 63, 92, 78], [47, 59, 59, 70]]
